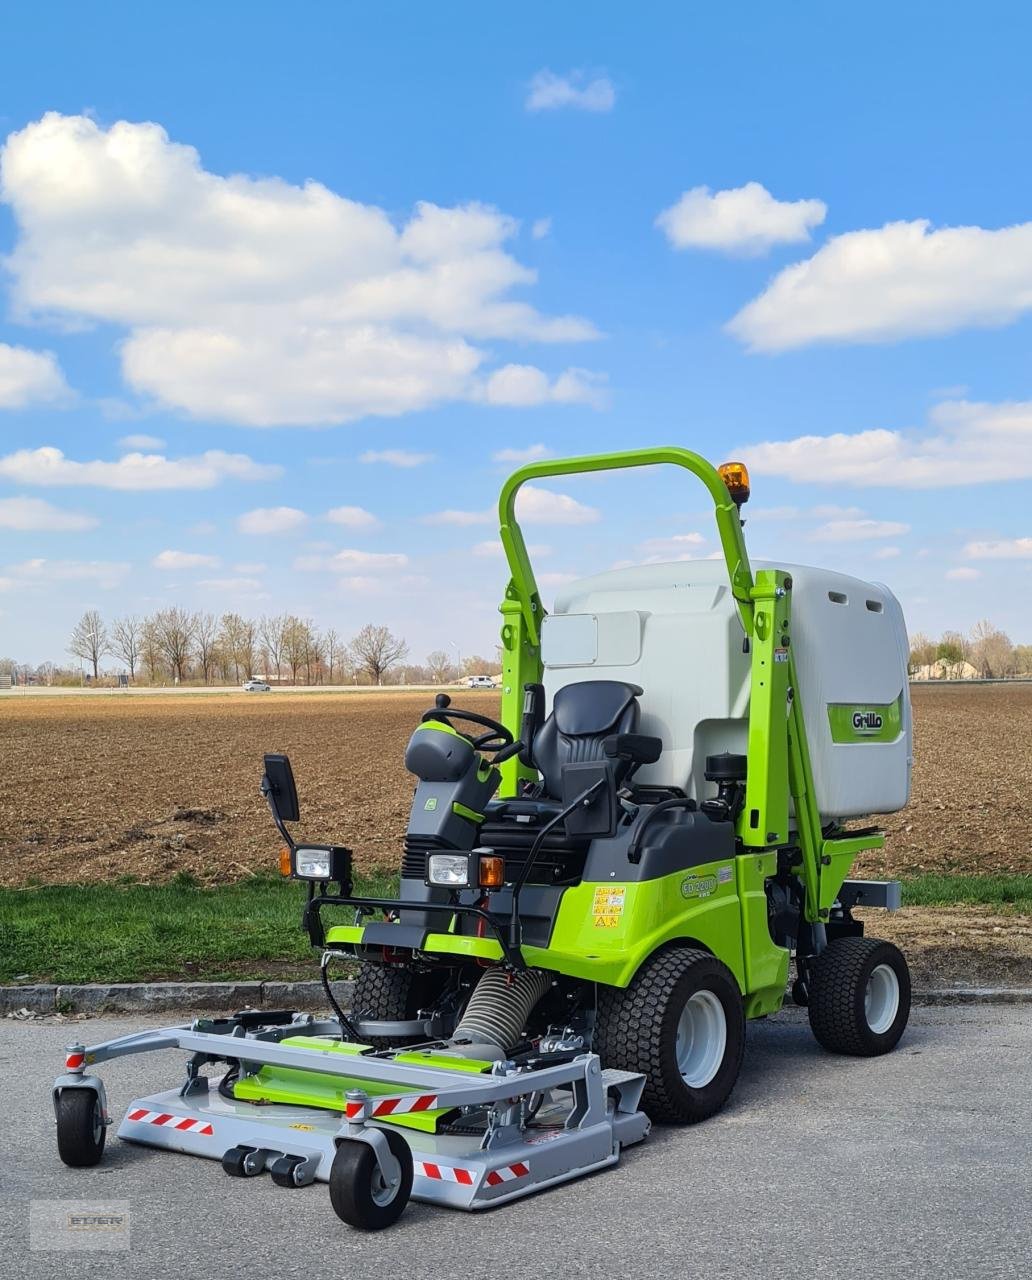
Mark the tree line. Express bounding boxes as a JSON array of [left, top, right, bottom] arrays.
[[2, 610, 498, 687], [908, 620, 1032, 679]]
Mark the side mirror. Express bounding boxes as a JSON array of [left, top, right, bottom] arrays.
[[262, 753, 299, 824]]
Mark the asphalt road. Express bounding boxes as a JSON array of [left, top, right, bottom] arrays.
[[2, 1005, 1030, 1278]]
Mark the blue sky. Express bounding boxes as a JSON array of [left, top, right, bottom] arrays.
[[2, 1, 1031, 665]]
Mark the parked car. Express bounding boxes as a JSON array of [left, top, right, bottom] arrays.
[[465, 674, 496, 689], [243, 679, 271, 692]]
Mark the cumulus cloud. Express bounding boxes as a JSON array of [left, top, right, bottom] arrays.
[[153, 549, 220, 570], [472, 539, 551, 558], [0, 445, 278, 490], [197, 576, 264, 592], [425, 484, 599, 527], [1, 113, 602, 426], [656, 182, 826, 256], [236, 506, 308, 535], [531, 217, 552, 240], [810, 518, 909, 541], [326, 505, 379, 529], [493, 444, 551, 463], [295, 548, 409, 573], [946, 566, 981, 580], [728, 218, 1032, 351], [359, 449, 433, 467], [739, 399, 1032, 489], [639, 532, 706, 554], [525, 70, 615, 113], [0, 341, 69, 408], [7, 557, 129, 587], [482, 365, 608, 409], [963, 537, 1032, 559], [0, 495, 97, 531]]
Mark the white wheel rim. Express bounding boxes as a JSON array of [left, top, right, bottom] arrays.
[[865, 963, 900, 1034], [91, 1097, 103, 1145], [675, 990, 727, 1088], [370, 1163, 398, 1207]]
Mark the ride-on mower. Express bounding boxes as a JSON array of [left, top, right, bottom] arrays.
[[53, 447, 913, 1230]]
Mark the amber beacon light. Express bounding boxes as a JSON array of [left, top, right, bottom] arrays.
[[718, 460, 751, 507]]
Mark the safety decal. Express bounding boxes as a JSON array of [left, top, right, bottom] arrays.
[[414, 1160, 476, 1185], [717, 865, 733, 884], [592, 885, 626, 929], [681, 873, 718, 900], [65, 1051, 86, 1070], [485, 1161, 530, 1186], [126, 1108, 214, 1136], [774, 647, 789, 663], [345, 1093, 439, 1119]]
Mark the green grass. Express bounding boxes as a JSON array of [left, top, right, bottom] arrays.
[[0, 870, 399, 985], [1, 871, 1028, 985]]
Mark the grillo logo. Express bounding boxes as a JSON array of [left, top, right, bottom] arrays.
[[852, 710, 883, 734]]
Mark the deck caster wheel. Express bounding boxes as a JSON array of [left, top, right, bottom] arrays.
[[221, 1145, 263, 1177], [270, 1154, 307, 1188], [808, 937, 911, 1056], [791, 978, 809, 1007], [56, 1089, 106, 1167], [329, 1130, 412, 1230]]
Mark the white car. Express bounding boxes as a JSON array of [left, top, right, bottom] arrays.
[[466, 675, 496, 689], [242, 679, 271, 692]]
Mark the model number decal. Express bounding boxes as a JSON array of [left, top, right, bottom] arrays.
[[681, 874, 718, 900]]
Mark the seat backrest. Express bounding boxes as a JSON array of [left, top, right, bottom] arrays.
[[531, 680, 642, 798]]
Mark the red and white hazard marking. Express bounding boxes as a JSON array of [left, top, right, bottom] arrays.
[[413, 1160, 476, 1186], [126, 1107, 214, 1136], [65, 1051, 85, 1071], [344, 1093, 438, 1119], [485, 1161, 530, 1187]]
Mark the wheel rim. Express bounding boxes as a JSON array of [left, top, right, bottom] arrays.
[[865, 962, 900, 1034], [90, 1097, 103, 1145], [675, 990, 727, 1088], [370, 1162, 398, 1207]]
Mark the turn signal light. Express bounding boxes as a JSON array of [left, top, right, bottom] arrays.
[[718, 460, 751, 506], [278, 846, 292, 877], [478, 854, 505, 888]]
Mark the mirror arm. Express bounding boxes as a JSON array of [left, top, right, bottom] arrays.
[[261, 777, 295, 850]]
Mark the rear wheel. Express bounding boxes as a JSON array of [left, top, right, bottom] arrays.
[[56, 1090, 105, 1167], [807, 937, 911, 1056], [329, 1129, 412, 1230], [349, 963, 445, 1048], [594, 947, 745, 1124]]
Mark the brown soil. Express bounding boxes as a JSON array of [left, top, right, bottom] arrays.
[[2, 682, 1030, 888], [866, 906, 1032, 987]]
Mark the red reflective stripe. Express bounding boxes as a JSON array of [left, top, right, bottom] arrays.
[[174, 1117, 195, 1131], [198, 1124, 214, 1136], [373, 1097, 398, 1116], [153, 1113, 173, 1125], [128, 1108, 147, 1121], [65, 1053, 85, 1070], [511, 1162, 529, 1177], [422, 1162, 442, 1180], [486, 1171, 502, 1186], [345, 1101, 362, 1119], [454, 1167, 474, 1186], [411, 1094, 437, 1112]]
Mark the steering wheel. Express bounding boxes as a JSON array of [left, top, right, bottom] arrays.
[[421, 698, 514, 754]]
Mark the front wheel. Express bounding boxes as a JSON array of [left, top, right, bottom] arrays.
[[808, 937, 911, 1056], [328, 1130, 412, 1231], [56, 1089, 106, 1167], [594, 947, 746, 1124]]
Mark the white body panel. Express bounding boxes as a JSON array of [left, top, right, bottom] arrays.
[[543, 560, 912, 821]]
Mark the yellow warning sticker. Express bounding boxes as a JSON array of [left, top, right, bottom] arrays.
[[592, 885, 626, 929]]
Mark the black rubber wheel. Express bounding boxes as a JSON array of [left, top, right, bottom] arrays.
[[350, 963, 445, 1048], [270, 1154, 305, 1187], [221, 1145, 261, 1177], [56, 1089, 106, 1167], [329, 1130, 412, 1230], [808, 937, 911, 1056], [594, 946, 746, 1125]]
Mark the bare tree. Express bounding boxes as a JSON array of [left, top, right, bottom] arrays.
[[461, 653, 495, 678], [907, 632, 936, 675], [324, 628, 341, 683], [194, 612, 219, 684], [351, 624, 409, 685], [152, 607, 196, 682], [111, 616, 143, 680], [260, 614, 286, 682], [281, 616, 306, 683], [219, 613, 245, 682], [68, 609, 109, 679], [970, 619, 1014, 678], [426, 649, 453, 684]]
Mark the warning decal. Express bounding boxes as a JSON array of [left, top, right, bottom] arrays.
[[592, 885, 626, 929]]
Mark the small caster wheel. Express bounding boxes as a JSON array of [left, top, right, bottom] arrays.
[[791, 978, 809, 1007], [270, 1154, 306, 1188], [329, 1131, 412, 1230], [56, 1089, 106, 1167], [222, 1145, 262, 1177]]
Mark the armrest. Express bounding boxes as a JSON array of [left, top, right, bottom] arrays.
[[603, 733, 662, 765]]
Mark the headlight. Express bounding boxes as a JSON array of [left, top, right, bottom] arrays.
[[427, 853, 471, 887], [292, 845, 351, 883]]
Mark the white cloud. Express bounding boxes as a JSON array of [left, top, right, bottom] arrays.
[[472, 539, 551, 558], [493, 444, 551, 463], [739, 399, 1032, 489], [1, 113, 599, 426], [963, 537, 1032, 560], [0, 495, 97, 531], [538, 571, 578, 587], [0, 341, 69, 408], [359, 449, 433, 467], [153, 549, 220, 570], [197, 576, 264, 591], [237, 506, 308, 535], [118, 433, 165, 450], [639, 532, 706, 553], [946, 566, 981, 580], [810, 518, 909, 541], [425, 484, 599, 528], [326, 505, 379, 530], [482, 364, 608, 409], [7, 557, 129, 588], [525, 70, 615, 113], [873, 546, 902, 559], [531, 217, 552, 240], [728, 218, 1032, 351], [295, 548, 409, 573], [657, 182, 826, 256], [0, 445, 278, 490]]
